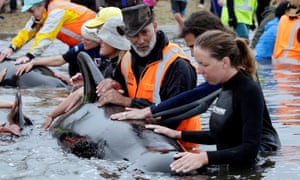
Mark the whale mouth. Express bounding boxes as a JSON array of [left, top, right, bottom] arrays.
[[59, 132, 106, 159]]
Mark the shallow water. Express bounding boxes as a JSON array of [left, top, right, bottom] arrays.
[[1, 30, 300, 179]]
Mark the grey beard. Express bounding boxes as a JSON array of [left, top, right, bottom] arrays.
[[132, 33, 157, 57]]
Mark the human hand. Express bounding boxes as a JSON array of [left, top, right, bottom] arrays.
[[110, 107, 152, 120], [15, 56, 31, 65], [71, 73, 83, 88], [97, 88, 129, 107], [145, 124, 181, 139], [170, 152, 208, 173], [0, 123, 21, 136], [96, 78, 122, 97], [0, 68, 7, 82], [41, 115, 53, 129], [54, 73, 71, 85], [15, 62, 34, 76], [217, 0, 224, 6], [0, 48, 13, 62]]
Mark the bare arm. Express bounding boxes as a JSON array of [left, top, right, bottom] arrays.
[[16, 55, 65, 76]]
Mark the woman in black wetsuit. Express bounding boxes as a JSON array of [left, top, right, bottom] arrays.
[[141, 30, 281, 173]]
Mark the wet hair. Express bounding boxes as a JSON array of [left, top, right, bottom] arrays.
[[180, 10, 235, 38], [195, 30, 257, 80], [275, 1, 289, 18]]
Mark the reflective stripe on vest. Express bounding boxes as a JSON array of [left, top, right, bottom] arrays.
[[273, 19, 300, 65], [122, 51, 130, 88], [223, 0, 254, 12], [153, 46, 185, 103], [122, 44, 187, 103], [48, 0, 95, 43], [59, 27, 81, 41]]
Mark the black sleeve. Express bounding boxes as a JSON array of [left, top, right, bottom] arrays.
[[151, 82, 221, 114], [62, 49, 75, 64], [181, 130, 216, 144]]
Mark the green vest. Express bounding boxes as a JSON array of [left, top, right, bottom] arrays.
[[221, 0, 257, 26]]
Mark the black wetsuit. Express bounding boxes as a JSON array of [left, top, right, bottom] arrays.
[[181, 71, 281, 166]]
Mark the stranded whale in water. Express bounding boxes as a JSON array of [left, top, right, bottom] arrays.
[[0, 58, 68, 88], [49, 52, 183, 173]]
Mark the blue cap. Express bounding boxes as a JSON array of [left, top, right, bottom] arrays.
[[22, 0, 44, 12]]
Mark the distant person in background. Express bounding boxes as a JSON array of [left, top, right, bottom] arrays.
[[256, 0, 271, 25], [254, 1, 288, 63], [251, 0, 288, 49], [170, 0, 188, 34], [0, 0, 5, 19], [0, 0, 96, 64], [103, 0, 141, 8], [143, 0, 158, 11], [272, 0, 300, 64], [220, 0, 257, 39], [211, 0, 222, 17]]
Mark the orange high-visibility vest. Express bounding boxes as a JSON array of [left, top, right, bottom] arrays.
[[273, 15, 300, 65], [48, 0, 96, 46], [121, 43, 201, 151]]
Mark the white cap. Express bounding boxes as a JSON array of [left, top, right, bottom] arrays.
[[97, 17, 130, 51], [81, 20, 100, 42]]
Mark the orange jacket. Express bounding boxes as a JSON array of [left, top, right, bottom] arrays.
[[47, 0, 96, 46], [273, 15, 300, 64], [121, 43, 201, 151]]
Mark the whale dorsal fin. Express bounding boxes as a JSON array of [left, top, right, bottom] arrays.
[[7, 90, 33, 128], [77, 52, 105, 103]]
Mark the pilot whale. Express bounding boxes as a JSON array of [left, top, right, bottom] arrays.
[[0, 58, 68, 88], [50, 52, 183, 173]]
